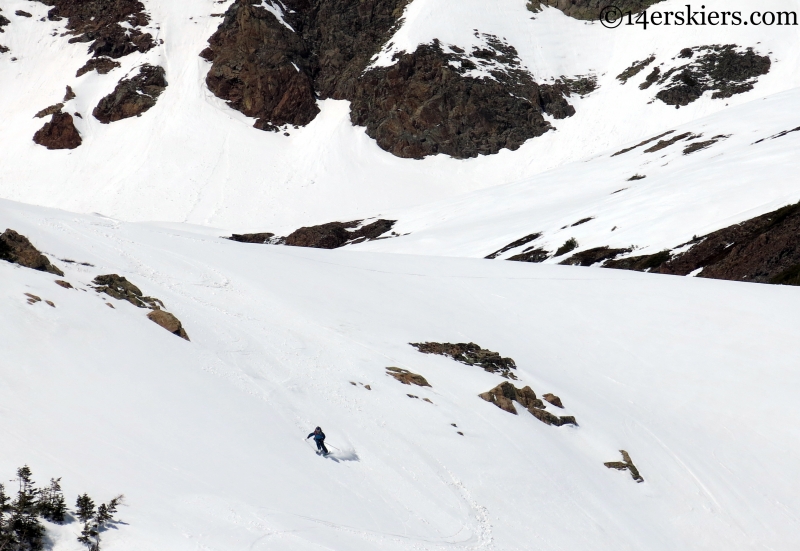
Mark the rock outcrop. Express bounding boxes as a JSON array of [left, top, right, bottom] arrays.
[[479, 382, 577, 427], [485, 233, 542, 260], [604, 202, 800, 285], [653, 45, 771, 106], [543, 393, 563, 408], [560, 246, 632, 267], [147, 310, 190, 341], [410, 342, 517, 379], [91, 274, 164, 309], [385, 367, 430, 387], [227, 219, 396, 249], [604, 450, 644, 483], [36, 0, 155, 59], [93, 64, 168, 123], [202, 1, 576, 158], [228, 233, 276, 244], [0, 230, 64, 276], [350, 39, 568, 159], [284, 219, 395, 248], [33, 112, 82, 150], [202, 0, 408, 131], [76, 57, 121, 77]]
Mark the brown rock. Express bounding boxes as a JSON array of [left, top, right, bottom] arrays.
[[480, 382, 577, 427], [147, 310, 190, 341], [33, 112, 82, 150], [76, 56, 121, 77], [45, 300, 55, 307], [25, 293, 42, 304], [604, 450, 644, 483], [202, 2, 571, 158], [543, 393, 564, 408], [0, 229, 64, 276], [64, 86, 76, 101], [228, 233, 275, 244], [605, 201, 800, 285], [40, 0, 155, 59], [350, 40, 561, 159], [34, 103, 65, 119], [560, 247, 632, 267], [55, 280, 73, 289], [91, 274, 164, 309], [93, 64, 168, 123], [386, 367, 431, 387], [412, 341, 517, 379], [284, 219, 395, 249], [15, 10, 33, 17]]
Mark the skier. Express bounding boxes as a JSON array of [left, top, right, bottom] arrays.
[[307, 426, 329, 455]]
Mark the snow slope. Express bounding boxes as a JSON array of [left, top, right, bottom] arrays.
[[0, 0, 798, 233], [354, 86, 800, 260], [2, 198, 800, 551]]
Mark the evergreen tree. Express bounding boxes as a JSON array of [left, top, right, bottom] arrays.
[[76, 495, 123, 551], [9, 466, 45, 551], [37, 479, 66, 524], [0, 483, 16, 551], [75, 495, 95, 524]]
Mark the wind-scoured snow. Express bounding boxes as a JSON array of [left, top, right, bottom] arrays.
[[2, 198, 800, 551]]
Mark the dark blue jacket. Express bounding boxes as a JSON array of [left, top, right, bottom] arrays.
[[308, 430, 325, 441]]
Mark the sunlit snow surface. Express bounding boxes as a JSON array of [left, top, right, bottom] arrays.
[[2, 199, 799, 551], [0, 0, 798, 234]]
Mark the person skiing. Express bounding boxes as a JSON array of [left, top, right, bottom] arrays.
[[307, 427, 328, 455]]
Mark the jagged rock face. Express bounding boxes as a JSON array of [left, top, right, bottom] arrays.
[[34, 0, 155, 58], [0, 229, 64, 276], [202, 0, 407, 131], [350, 41, 558, 159], [91, 274, 164, 309], [283, 219, 395, 248], [654, 46, 771, 106], [202, 1, 318, 131], [603, 202, 800, 285], [76, 57, 121, 77], [527, 0, 664, 19], [479, 382, 577, 426], [410, 342, 518, 379], [662, 202, 800, 283], [93, 65, 167, 123], [203, 1, 572, 157], [33, 112, 82, 150]]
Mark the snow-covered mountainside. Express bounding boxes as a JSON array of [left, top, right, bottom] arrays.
[[3, 199, 800, 551], [2, 0, 800, 550]]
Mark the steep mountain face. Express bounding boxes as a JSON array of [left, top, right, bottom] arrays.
[[202, 0, 408, 131], [202, 0, 576, 157]]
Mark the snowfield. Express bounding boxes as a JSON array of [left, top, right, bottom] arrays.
[[2, 0, 800, 549], [2, 199, 800, 551], [0, 0, 798, 239]]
